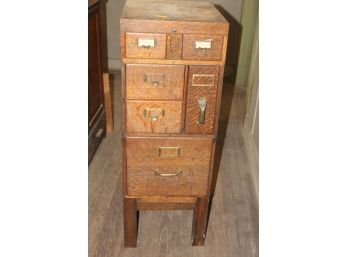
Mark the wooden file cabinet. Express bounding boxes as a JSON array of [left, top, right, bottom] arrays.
[[120, 0, 229, 247]]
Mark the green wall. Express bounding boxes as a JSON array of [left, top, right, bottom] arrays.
[[235, 0, 259, 87]]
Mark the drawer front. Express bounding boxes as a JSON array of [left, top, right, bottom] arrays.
[[185, 66, 219, 134], [126, 64, 185, 100], [126, 32, 166, 59], [126, 137, 212, 196], [182, 35, 223, 61], [126, 100, 182, 133], [166, 33, 183, 59]]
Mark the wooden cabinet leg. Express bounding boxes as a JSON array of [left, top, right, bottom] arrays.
[[123, 198, 138, 247], [192, 197, 209, 246], [103, 72, 114, 134]]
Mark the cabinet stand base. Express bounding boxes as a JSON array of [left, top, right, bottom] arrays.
[[123, 197, 209, 247]]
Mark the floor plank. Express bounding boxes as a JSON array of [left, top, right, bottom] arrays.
[[89, 72, 259, 257]]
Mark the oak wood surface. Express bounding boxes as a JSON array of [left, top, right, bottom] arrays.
[[126, 33, 166, 59], [137, 197, 196, 210], [124, 133, 215, 138], [88, 71, 259, 256], [126, 137, 212, 167], [185, 66, 219, 134], [121, 19, 229, 35], [166, 33, 183, 59], [121, 0, 227, 23], [126, 100, 182, 133], [182, 35, 224, 61], [126, 64, 184, 100], [122, 57, 225, 66], [126, 137, 212, 197], [123, 198, 138, 247], [119, 0, 231, 248], [192, 198, 209, 246], [127, 164, 210, 197], [103, 73, 114, 133]]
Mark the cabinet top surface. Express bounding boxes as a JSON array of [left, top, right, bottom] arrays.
[[121, 0, 227, 23]]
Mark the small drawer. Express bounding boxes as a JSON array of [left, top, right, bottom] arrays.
[[182, 35, 224, 61], [126, 32, 166, 59], [126, 137, 212, 196], [126, 64, 185, 100], [126, 100, 182, 133], [185, 66, 219, 134]]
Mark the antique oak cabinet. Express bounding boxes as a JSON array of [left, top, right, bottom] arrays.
[[120, 0, 229, 247]]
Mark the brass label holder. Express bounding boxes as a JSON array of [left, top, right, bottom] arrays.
[[158, 146, 180, 158], [137, 38, 156, 48], [143, 73, 166, 87], [192, 74, 215, 87], [194, 40, 212, 49], [143, 108, 165, 122]]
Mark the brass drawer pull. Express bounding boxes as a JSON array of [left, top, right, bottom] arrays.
[[197, 96, 207, 124], [154, 168, 182, 177], [143, 73, 166, 87], [143, 108, 165, 121]]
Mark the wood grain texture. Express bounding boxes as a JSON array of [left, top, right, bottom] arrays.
[[120, 32, 126, 58], [123, 198, 138, 247], [126, 100, 182, 133], [126, 137, 212, 167], [126, 64, 184, 100], [137, 197, 195, 210], [213, 65, 226, 136], [127, 164, 210, 197], [103, 73, 114, 133], [192, 198, 209, 246], [122, 57, 225, 66], [121, 0, 227, 23], [166, 33, 182, 59], [126, 33, 166, 59], [121, 64, 126, 133], [182, 35, 223, 61], [126, 137, 212, 197], [119, 0, 232, 248], [185, 66, 219, 134], [121, 19, 229, 35], [89, 71, 258, 257]]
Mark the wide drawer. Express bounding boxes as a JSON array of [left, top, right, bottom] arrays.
[[182, 34, 224, 61], [126, 137, 213, 196], [126, 64, 185, 100], [126, 100, 182, 133], [126, 32, 166, 59]]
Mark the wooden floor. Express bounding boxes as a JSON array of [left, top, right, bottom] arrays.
[[89, 71, 259, 257]]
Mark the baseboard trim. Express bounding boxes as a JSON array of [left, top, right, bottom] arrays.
[[242, 127, 259, 202]]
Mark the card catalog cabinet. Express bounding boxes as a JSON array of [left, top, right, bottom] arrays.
[[120, 0, 229, 247]]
